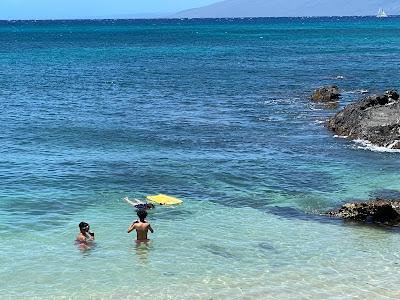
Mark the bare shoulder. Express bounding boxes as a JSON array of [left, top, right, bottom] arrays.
[[76, 234, 86, 242]]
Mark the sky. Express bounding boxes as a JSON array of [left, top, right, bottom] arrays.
[[0, 0, 219, 20]]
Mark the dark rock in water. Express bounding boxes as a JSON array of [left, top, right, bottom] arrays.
[[326, 199, 400, 226], [385, 90, 399, 100], [311, 85, 340, 102], [327, 90, 400, 149]]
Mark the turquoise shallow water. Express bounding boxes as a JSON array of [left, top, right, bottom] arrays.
[[1, 17, 400, 299]]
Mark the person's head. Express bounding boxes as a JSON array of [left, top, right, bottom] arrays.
[[136, 209, 147, 221], [79, 222, 90, 233]]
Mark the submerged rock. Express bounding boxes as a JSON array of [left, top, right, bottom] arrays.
[[327, 199, 400, 226], [311, 85, 340, 102], [327, 90, 400, 149]]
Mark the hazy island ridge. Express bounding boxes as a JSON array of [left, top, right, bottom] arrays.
[[172, 0, 400, 18], [1, 0, 399, 20]]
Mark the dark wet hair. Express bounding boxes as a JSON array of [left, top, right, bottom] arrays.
[[79, 222, 89, 230], [137, 209, 147, 220]]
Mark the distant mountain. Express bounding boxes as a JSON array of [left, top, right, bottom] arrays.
[[172, 0, 400, 18]]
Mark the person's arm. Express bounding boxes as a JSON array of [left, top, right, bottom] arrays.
[[82, 232, 94, 241], [127, 222, 136, 233], [88, 232, 95, 240], [148, 224, 154, 233]]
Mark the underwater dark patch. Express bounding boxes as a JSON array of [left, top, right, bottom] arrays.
[[371, 189, 400, 200], [258, 241, 279, 254], [265, 205, 339, 224], [273, 169, 340, 194], [152, 209, 193, 221], [1, 198, 79, 216], [202, 244, 236, 259]]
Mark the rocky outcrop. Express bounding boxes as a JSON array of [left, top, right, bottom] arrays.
[[326, 199, 400, 226], [311, 85, 340, 102], [327, 90, 400, 149]]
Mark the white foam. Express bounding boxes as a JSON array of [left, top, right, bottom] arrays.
[[309, 107, 323, 111], [342, 89, 369, 95], [387, 140, 400, 149], [353, 139, 400, 153], [333, 134, 348, 139]]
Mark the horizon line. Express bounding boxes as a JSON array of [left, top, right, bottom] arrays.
[[0, 14, 398, 22]]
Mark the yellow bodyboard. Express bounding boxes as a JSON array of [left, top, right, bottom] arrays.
[[146, 194, 183, 205]]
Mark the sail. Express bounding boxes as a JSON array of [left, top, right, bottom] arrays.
[[377, 8, 388, 18]]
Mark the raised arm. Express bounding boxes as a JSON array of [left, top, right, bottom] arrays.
[[87, 232, 95, 240], [127, 222, 136, 234]]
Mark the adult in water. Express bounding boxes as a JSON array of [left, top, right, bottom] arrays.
[[127, 209, 154, 243], [76, 222, 95, 249]]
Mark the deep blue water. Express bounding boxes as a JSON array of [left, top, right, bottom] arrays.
[[1, 17, 400, 298]]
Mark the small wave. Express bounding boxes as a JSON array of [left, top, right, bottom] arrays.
[[354, 139, 400, 153], [314, 120, 326, 124], [334, 75, 345, 79], [333, 134, 348, 139], [309, 107, 323, 111], [342, 89, 369, 95]]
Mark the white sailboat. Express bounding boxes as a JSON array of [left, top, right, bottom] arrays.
[[376, 8, 388, 18]]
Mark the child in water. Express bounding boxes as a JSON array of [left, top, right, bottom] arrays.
[[134, 202, 155, 210], [123, 197, 155, 210], [127, 209, 154, 243]]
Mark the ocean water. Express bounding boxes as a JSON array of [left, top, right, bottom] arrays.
[[1, 17, 400, 299]]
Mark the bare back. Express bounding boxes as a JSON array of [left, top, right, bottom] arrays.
[[128, 220, 153, 241]]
